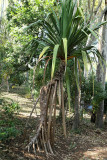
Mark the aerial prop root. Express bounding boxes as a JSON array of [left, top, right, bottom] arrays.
[[27, 80, 58, 154]]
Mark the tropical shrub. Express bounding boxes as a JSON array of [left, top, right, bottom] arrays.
[[2, 100, 20, 117], [0, 126, 20, 142], [82, 74, 107, 112]]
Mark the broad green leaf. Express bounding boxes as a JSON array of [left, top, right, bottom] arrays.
[[82, 51, 88, 72], [63, 38, 67, 65], [39, 46, 50, 59], [51, 44, 59, 79], [61, 0, 69, 37]]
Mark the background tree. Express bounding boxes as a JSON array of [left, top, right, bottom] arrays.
[[96, 1, 107, 128]]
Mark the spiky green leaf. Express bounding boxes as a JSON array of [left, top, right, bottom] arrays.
[[88, 28, 99, 40], [51, 44, 59, 79], [39, 46, 50, 59]]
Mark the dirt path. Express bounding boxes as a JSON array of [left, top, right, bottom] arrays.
[[0, 91, 107, 160], [0, 91, 40, 117]]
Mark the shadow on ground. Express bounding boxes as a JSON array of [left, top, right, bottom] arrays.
[[0, 111, 107, 160], [0, 90, 107, 160]]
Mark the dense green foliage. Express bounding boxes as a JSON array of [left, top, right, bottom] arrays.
[[0, 98, 21, 142], [0, 126, 20, 142], [2, 100, 20, 117], [82, 75, 107, 112]]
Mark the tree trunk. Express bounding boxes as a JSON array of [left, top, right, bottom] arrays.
[[72, 86, 80, 130], [1, 0, 4, 19], [6, 75, 9, 92], [105, 112, 107, 124], [95, 6, 107, 128], [61, 80, 67, 137], [27, 61, 67, 154], [95, 61, 105, 127]]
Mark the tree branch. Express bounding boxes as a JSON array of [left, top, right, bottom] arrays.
[[89, 0, 96, 22], [88, 0, 91, 13], [94, 0, 102, 15], [99, 6, 107, 22]]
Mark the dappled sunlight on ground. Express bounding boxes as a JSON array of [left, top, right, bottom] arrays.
[[83, 113, 91, 119], [0, 91, 107, 160], [83, 147, 107, 160], [0, 92, 40, 117], [0, 91, 60, 117]]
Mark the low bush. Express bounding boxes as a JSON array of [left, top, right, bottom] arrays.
[[0, 126, 20, 142], [2, 100, 20, 117]]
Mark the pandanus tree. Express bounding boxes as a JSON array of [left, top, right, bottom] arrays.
[[27, 0, 106, 154]]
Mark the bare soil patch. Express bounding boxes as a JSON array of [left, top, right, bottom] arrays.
[[0, 92, 107, 160]]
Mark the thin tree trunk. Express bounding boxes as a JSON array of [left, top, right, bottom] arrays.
[[6, 75, 9, 92], [72, 86, 80, 130], [61, 80, 67, 137], [105, 112, 107, 124], [95, 60, 105, 127], [1, 0, 4, 19], [95, 3, 107, 128]]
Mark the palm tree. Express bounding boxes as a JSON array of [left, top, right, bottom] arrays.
[[27, 0, 106, 154]]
